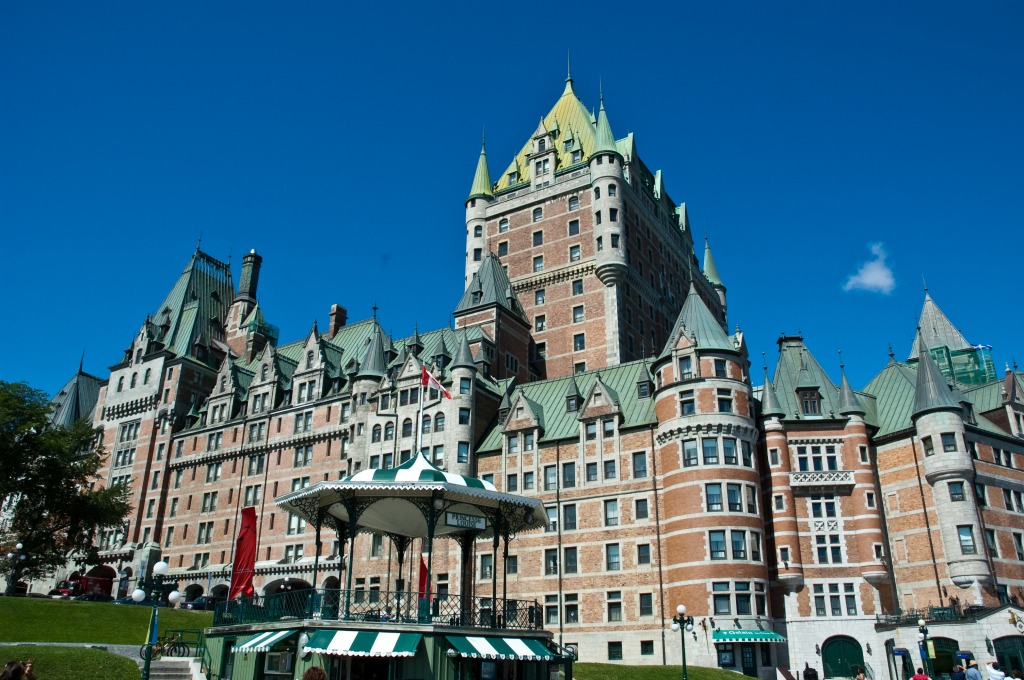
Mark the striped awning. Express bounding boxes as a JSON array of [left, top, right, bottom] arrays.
[[446, 635, 555, 660], [305, 630, 422, 657], [234, 629, 297, 652], [712, 629, 788, 644], [347, 454, 496, 489]]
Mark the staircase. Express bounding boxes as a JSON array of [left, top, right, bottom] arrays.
[[148, 657, 202, 680]]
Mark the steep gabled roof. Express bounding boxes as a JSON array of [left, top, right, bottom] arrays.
[[770, 336, 843, 419], [454, 252, 528, 323], [477, 360, 656, 452], [908, 293, 972, 360], [49, 367, 103, 427], [151, 250, 234, 365], [493, 78, 601, 193], [661, 283, 733, 356]]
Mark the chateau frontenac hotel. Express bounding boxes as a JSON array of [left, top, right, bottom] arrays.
[[19, 75, 1024, 679]]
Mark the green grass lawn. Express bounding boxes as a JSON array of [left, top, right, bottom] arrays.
[[0, 645, 139, 680], [0, 597, 213, 644], [575, 663, 741, 680]]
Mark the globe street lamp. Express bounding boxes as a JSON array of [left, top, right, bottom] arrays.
[[670, 604, 695, 680], [5, 543, 27, 596], [134, 560, 181, 680], [917, 618, 931, 679]]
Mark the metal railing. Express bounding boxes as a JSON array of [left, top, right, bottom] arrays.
[[876, 602, 999, 625], [213, 588, 541, 631]]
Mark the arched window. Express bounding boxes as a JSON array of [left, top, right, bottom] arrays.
[[422, 415, 432, 434], [538, 139, 546, 152], [402, 419, 413, 438], [371, 425, 382, 443], [143, 368, 151, 385], [130, 373, 138, 388], [135, 349, 143, 363], [384, 422, 395, 441], [499, 219, 509, 233], [221, 376, 227, 391], [306, 351, 314, 369], [532, 207, 543, 222], [117, 376, 124, 392], [261, 365, 269, 381], [435, 413, 445, 432]]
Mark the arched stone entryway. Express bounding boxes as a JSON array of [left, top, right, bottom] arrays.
[[994, 636, 1024, 675], [823, 636, 865, 679], [929, 637, 960, 678], [210, 583, 229, 598], [183, 583, 204, 602]]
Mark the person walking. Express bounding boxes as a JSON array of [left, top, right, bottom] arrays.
[[967, 661, 984, 680]]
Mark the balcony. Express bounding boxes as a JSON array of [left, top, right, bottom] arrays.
[[214, 588, 542, 632], [789, 470, 856, 494]]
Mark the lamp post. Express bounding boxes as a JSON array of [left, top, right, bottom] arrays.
[[670, 604, 695, 680], [132, 560, 182, 680], [917, 618, 931, 679], [5, 542, 27, 596]]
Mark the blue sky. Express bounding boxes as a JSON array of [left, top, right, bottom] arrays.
[[2, 2, 1022, 397]]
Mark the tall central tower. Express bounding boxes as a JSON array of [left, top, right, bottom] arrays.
[[462, 74, 726, 381]]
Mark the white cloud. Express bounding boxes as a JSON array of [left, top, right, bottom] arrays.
[[843, 242, 895, 294]]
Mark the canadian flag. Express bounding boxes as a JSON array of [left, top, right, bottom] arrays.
[[421, 366, 452, 399]]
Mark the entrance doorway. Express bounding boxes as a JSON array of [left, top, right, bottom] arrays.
[[994, 637, 1024, 676], [823, 636, 865, 679], [741, 644, 758, 677], [929, 637, 960, 679]]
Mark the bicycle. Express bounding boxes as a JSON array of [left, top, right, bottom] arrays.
[[139, 632, 191, 660]]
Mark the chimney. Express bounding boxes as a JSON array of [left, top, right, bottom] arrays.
[[328, 304, 348, 338], [236, 249, 263, 302]]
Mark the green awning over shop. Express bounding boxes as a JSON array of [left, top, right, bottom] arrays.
[[713, 630, 788, 644], [446, 635, 555, 660], [304, 630, 422, 657], [234, 629, 297, 652]]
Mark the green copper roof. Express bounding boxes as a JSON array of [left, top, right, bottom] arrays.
[[662, 283, 734, 356], [454, 252, 528, 323], [703, 238, 723, 287], [759, 374, 786, 418], [467, 143, 493, 201], [908, 293, 972, 360], [593, 96, 617, 155], [358, 326, 388, 378], [493, 79, 602, 192], [770, 336, 843, 419], [838, 370, 865, 416], [478, 360, 655, 452], [912, 333, 961, 418], [151, 250, 235, 365], [452, 332, 476, 371]]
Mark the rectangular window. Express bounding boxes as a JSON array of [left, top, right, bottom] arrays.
[[723, 438, 738, 464], [586, 462, 598, 482], [562, 462, 576, 488], [523, 472, 534, 490], [942, 433, 957, 452], [497, 241, 508, 257], [533, 256, 544, 272], [683, 439, 698, 467], [606, 544, 621, 571], [564, 547, 578, 573], [703, 438, 719, 464], [632, 452, 648, 478], [922, 436, 935, 456], [986, 529, 999, 557], [717, 389, 733, 413], [714, 359, 727, 377], [608, 642, 622, 661], [535, 289, 545, 305], [604, 460, 616, 480], [635, 498, 649, 520], [569, 245, 581, 262], [545, 549, 558, 575], [506, 474, 518, 492], [639, 593, 653, 617], [709, 530, 727, 559], [731, 530, 747, 559], [568, 219, 580, 235], [533, 231, 543, 246], [571, 279, 584, 295], [637, 543, 651, 565], [535, 315, 546, 332], [457, 442, 469, 464], [573, 333, 586, 351], [544, 466, 557, 491], [480, 554, 493, 579], [706, 483, 723, 512], [1013, 533, 1024, 561], [573, 305, 584, 323], [585, 421, 596, 440], [949, 481, 965, 501], [604, 500, 619, 526], [680, 390, 695, 414]]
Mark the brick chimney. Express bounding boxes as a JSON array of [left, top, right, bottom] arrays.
[[328, 304, 348, 338]]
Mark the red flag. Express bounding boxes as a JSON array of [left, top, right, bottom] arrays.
[[228, 507, 257, 599], [421, 367, 452, 399], [418, 556, 431, 599]]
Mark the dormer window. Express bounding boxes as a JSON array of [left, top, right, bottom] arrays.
[[471, 291, 482, 304], [507, 172, 518, 186], [221, 376, 227, 391], [572, 150, 582, 163], [637, 381, 652, 399], [566, 396, 579, 412], [261, 364, 269, 381], [563, 139, 572, 152], [679, 356, 693, 380], [538, 139, 546, 152], [799, 390, 820, 415]]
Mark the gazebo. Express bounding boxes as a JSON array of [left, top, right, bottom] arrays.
[[203, 454, 568, 680]]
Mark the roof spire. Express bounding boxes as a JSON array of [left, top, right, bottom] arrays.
[[703, 236, 723, 287], [912, 329, 960, 418], [593, 80, 618, 154], [837, 355, 864, 416], [467, 138, 493, 201], [372, 302, 379, 320], [922, 274, 929, 296], [760, 370, 786, 419], [566, 49, 572, 83], [79, 350, 85, 373]]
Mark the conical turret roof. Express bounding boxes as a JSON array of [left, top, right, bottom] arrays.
[[703, 238, 723, 287], [467, 142, 493, 201], [838, 369, 865, 416], [908, 292, 972, 360], [593, 94, 618, 155], [661, 283, 734, 357], [358, 326, 388, 379], [452, 333, 476, 371], [912, 331, 960, 418], [760, 374, 786, 419]]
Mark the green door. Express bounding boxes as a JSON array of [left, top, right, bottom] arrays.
[[994, 637, 1024, 676], [741, 644, 757, 677], [823, 636, 865, 679]]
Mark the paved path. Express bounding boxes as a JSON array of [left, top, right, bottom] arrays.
[[0, 642, 142, 666]]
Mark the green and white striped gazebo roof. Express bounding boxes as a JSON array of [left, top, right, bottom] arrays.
[[276, 453, 545, 539]]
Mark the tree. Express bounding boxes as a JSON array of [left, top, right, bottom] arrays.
[[0, 381, 131, 594]]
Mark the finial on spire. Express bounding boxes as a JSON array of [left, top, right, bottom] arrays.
[[888, 343, 895, 360], [372, 302, 379, 320], [838, 348, 844, 371], [196, 231, 203, 252], [761, 351, 767, 374], [481, 127, 485, 149], [566, 49, 572, 82], [1014, 358, 1019, 371], [79, 350, 85, 373], [922, 274, 929, 294], [599, 78, 604, 107]]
